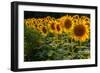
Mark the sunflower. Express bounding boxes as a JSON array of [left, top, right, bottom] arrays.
[[40, 26, 48, 36], [81, 16, 88, 20], [43, 16, 52, 23], [55, 21, 62, 34], [61, 15, 73, 33], [73, 15, 79, 19], [48, 20, 56, 33], [38, 18, 43, 22], [71, 24, 89, 42], [30, 18, 37, 29], [81, 16, 90, 26], [24, 19, 34, 28], [72, 15, 79, 25]]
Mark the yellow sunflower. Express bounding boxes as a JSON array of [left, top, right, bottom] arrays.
[[48, 20, 56, 33], [72, 15, 79, 25], [81, 16, 89, 21], [38, 18, 43, 22], [30, 18, 37, 29], [43, 16, 52, 23], [73, 15, 79, 19], [60, 15, 73, 33], [40, 26, 48, 36], [71, 24, 89, 42], [81, 16, 90, 26], [55, 21, 62, 35], [24, 19, 34, 28]]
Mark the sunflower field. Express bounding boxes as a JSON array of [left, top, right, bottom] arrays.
[[24, 14, 90, 61]]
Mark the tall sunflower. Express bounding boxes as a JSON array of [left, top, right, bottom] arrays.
[[40, 26, 48, 36], [55, 21, 62, 35], [48, 20, 56, 33], [43, 16, 52, 23], [72, 15, 79, 25], [59, 15, 73, 33], [81, 16, 90, 27], [73, 15, 79, 19], [71, 23, 89, 42], [24, 19, 34, 29], [81, 16, 89, 21]]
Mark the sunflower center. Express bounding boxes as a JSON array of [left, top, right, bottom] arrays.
[[74, 25, 86, 36], [42, 27, 47, 33], [51, 23, 55, 30], [56, 24, 60, 31], [64, 19, 72, 29]]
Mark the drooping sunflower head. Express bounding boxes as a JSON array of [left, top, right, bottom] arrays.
[[71, 24, 89, 42]]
